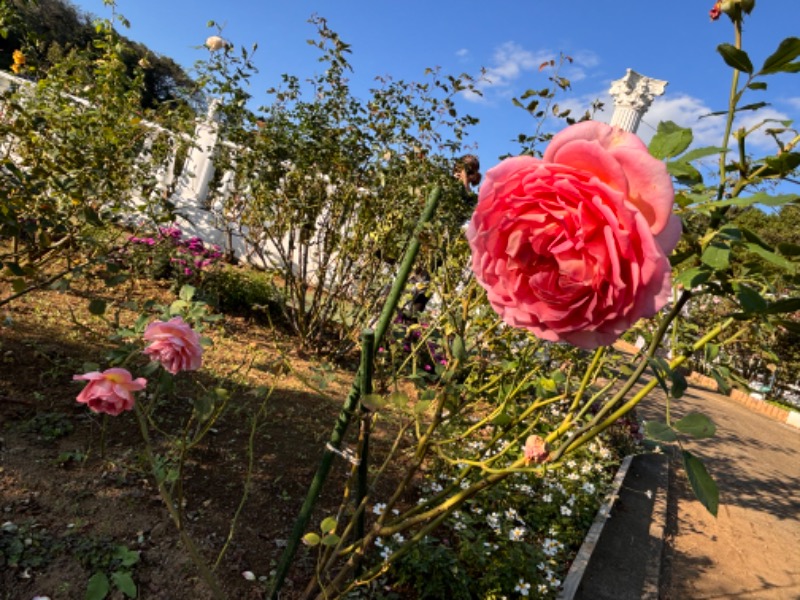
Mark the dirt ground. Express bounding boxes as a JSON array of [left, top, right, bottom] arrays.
[[640, 387, 800, 599], [0, 277, 403, 600]]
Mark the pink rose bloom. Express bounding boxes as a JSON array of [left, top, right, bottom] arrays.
[[73, 368, 146, 416], [466, 121, 681, 349], [523, 435, 550, 465], [143, 316, 203, 374]]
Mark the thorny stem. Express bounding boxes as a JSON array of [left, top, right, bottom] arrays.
[[134, 405, 225, 600], [558, 317, 737, 457], [214, 382, 275, 569], [716, 16, 743, 201]]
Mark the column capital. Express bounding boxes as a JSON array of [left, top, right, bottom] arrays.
[[609, 69, 668, 113]]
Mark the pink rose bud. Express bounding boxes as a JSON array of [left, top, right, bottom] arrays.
[[466, 121, 681, 349], [205, 36, 227, 51], [73, 368, 146, 416], [143, 316, 204, 375], [523, 435, 550, 465]]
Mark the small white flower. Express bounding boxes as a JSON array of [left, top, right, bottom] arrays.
[[374, 537, 384, 548], [505, 507, 520, 521], [509, 526, 526, 542], [645, 489, 653, 500], [372, 503, 386, 515], [241, 571, 256, 581], [514, 579, 531, 597], [392, 533, 405, 544], [560, 505, 572, 517], [542, 493, 552, 503], [582, 482, 596, 495]]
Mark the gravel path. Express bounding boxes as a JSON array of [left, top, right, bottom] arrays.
[[639, 385, 800, 599]]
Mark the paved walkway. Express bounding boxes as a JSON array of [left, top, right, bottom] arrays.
[[638, 385, 800, 599]]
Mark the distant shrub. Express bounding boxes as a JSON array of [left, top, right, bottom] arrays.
[[198, 266, 284, 322], [118, 225, 224, 287]]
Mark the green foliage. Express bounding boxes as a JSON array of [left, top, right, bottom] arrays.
[[392, 538, 472, 600], [510, 53, 603, 158], [193, 17, 482, 353], [19, 411, 74, 441], [198, 265, 283, 319], [0, 0, 193, 108], [683, 451, 719, 517], [0, 521, 64, 569]]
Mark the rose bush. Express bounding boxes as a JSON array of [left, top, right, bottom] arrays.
[[143, 316, 204, 375], [73, 368, 147, 416], [466, 121, 681, 349]]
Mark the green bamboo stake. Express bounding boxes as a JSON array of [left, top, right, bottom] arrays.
[[356, 329, 375, 546], [268, 186, 442, 599]]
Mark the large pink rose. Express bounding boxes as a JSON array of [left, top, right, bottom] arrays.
[[73, 368, 147, 416], [143, 316, 203, 374], [466, 121, 681, 349]]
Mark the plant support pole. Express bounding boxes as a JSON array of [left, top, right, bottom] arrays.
[[268, 186, 442, 599], [356, 329, 375, 545]]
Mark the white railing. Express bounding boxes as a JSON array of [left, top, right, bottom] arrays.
[[0, 70, 294, 271]]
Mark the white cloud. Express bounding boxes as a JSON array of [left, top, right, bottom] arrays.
[[462, 42, 600, 104], [590, 92, 792, 154], [785, 97, 800, 111], [455, 48, 470, 59]]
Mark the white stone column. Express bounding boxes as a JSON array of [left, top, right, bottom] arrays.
[[175, 98, 221, 206], [608, 69, 667, 134]]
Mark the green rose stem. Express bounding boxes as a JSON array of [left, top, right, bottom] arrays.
[[322, 454, 549, 600], [553, 314, 737, 460], [549, 289, 693, 455], [134, 404, 225, 600], [717, 12, 743, 200], [269, 186, 442, 600]]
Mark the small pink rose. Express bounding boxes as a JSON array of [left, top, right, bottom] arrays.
[[466, 121, 681, 349], [143, 316, 203, 375], [523, 435, 550, 465], [73, 368, 146, 416]]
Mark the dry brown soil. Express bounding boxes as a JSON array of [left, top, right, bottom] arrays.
[[0, 276, 403, 600]]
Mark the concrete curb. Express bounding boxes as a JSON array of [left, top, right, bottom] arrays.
[[560, 455, 634, 600], [559, 453, 670, 600], [687, 372, 800, 431]]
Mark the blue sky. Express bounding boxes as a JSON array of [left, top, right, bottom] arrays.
[[71, 0, 799, 171]]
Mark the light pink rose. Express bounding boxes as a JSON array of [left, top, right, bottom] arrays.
[[143, 316, 203, 375], [466, 121, 681, 349], [73, 368, 146, 416], [205, 35, 227, 51], [523, 435, 550, 465]]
